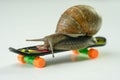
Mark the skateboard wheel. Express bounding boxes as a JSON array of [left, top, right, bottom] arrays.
[[17, 54, 26, 64], [88, 48, 99, 59], [72, 50, 79, 55], [33, 57, 46, 68]]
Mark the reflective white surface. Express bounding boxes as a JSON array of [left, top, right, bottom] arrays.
[[0, 0, 120, 80]]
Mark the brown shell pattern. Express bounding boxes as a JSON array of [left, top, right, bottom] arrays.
[[55, 5, 102, 37]]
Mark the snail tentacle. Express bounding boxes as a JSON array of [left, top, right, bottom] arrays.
[[48, 40, 54, 58]]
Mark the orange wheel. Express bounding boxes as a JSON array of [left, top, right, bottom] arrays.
[[17, 55, 26, 64], [33, 57, 46, 68], [72, 50, 79, 55], [88, 48, 99, 59]]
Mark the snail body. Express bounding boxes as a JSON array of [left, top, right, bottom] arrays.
[[27, 5, 102, 54]]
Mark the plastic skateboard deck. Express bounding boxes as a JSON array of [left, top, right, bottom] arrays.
[[9, 37, 106, 56]]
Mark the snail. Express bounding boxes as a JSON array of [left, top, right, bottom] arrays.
[[26, 5, 102, 57]]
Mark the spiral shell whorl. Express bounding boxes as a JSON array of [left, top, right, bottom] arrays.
[[56, 5, 102, 37]]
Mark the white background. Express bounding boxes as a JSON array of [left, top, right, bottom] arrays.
[[0, 0, 120, 80]]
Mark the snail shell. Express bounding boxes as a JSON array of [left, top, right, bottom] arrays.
[[56, 5, 102, 37], [27, 5, 102, 51]]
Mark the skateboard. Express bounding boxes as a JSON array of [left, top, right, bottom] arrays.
[[9, 37, 106, 68]]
